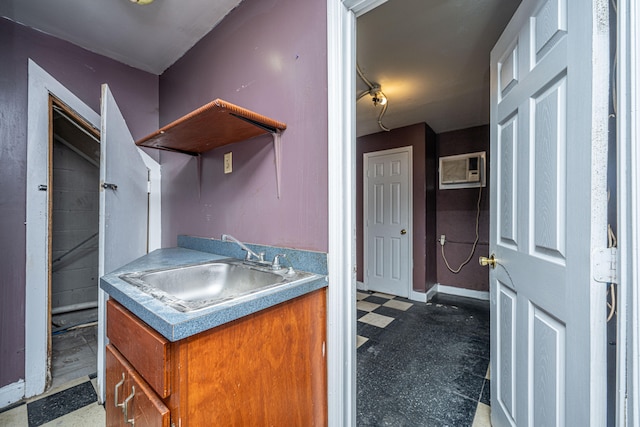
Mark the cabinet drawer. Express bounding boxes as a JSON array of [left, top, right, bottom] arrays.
[[107, 299, 171, 398], [106, 345, 170, 427]]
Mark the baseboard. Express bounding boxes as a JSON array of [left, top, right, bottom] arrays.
[[357, 281, 487, 303], [409, 289, 427, 302], [358, 282, 489, 302], [436, 284, 490, 301], [425, 284, 438, 301], [359, 281, 427, 302], [0, 379, 25, 409]]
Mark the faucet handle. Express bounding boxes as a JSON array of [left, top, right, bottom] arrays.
[[272, 253, 294, 273], [271, 254, 283, 270]]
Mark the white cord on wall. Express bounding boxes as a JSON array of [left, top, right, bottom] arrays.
[[441, 186, 483, 274], [606, 223, 617, 322]]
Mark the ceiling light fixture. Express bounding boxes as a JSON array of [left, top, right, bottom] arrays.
[[370, 86, 387, 107], [356, 64, 390, 132], [130, 0, 155, 5]]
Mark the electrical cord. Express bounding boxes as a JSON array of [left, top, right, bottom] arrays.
[[356, 63, 391, 132], [441, 186, 482, 273], [378, 102, 390, 132], [606, 223, 617, 322]]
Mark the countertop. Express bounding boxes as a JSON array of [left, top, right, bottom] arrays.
[[100, 247, 327, 341]]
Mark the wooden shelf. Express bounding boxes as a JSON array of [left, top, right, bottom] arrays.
[[136, 99, 287, 155]]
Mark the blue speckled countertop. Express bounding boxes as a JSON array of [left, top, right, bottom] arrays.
[[100, 246, 327, 342]]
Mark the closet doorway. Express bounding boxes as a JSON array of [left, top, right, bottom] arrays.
[[49, 98, 101, 389]]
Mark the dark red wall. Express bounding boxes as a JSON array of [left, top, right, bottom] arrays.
[[436, 125, 490, 291], [356, 123, 437, 293], [356, 123, 490, 296]]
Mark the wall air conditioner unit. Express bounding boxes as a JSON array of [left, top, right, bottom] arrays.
[[439, 151, 486, 189]]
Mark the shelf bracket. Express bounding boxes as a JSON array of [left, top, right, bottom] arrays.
[[196, 154, 202, 200], [273, 130, 283, 199]]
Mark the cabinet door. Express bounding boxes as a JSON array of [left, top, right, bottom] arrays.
[[106, 345, 128, 427], [106, 345, 170, 427]]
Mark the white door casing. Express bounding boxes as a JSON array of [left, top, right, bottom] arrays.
[[327, 0, 360, 424], [25, 64, 161, 404], [489, 0, 608, 426], [364, 147, 412, 297], [616, 0, 640, 423], [96, 84, 158, 402], [25, 60, 102, 398]]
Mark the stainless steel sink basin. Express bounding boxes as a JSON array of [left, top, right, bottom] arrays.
[[119, 259, 313, 312]]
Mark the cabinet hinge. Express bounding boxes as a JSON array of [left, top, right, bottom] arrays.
[[147, 180, 152, 194], [592, 247, 618, 284]]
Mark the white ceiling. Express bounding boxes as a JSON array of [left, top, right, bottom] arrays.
[[356, 0, 520, 135], [0, 0, 242, 75], [2, 0, 520, 135]]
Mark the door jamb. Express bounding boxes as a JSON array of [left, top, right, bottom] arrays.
[[616, 0, 640, 424], [327, 0, 388, 424], [26, 60, 101, 398]]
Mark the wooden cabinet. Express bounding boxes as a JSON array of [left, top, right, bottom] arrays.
[[106, 288, 327, 426]]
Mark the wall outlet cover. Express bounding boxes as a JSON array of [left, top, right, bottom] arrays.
[[224, 152, 232, 174]]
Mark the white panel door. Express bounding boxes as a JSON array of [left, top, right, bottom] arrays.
[[97, 84, 151, 402], [489, 0, 608, 426], [98, 84, 149, 275], [364, 147, 412, 297]]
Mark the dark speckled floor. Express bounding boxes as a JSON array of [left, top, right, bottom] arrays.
[[357, 292, 491, 426]]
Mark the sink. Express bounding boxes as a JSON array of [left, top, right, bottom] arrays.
[[119, 259, 313, 312]]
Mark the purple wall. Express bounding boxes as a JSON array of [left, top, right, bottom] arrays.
[[0, 17, 158, 388], [356, 123, 438, 293], [436, 125, 489, 291], [158, 0, 328, 252]]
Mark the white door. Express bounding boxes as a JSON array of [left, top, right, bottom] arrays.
[[489, 0, 608, 426], [96, 84, 152, 402], [364, 147, 412, 297]]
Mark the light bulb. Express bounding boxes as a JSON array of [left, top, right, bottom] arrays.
[[372, 92, 387, 107]]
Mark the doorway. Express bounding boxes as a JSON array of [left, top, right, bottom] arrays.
[[49, 99, 101, 389], [25, 60, 103, 399], [26, 61, 161, 403], [353, 0, 517, 425]]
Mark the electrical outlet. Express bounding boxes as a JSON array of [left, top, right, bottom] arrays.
[[224, 152, 232, 174], [439, 234, 446, 246]]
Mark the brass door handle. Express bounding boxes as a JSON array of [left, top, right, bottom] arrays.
[[479, 254, 496, 269], [400, 229, 407, 235]]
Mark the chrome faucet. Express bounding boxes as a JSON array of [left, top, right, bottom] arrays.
[[221, 234, 264, 262]]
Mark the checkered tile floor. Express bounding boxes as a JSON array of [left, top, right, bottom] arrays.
[[0, 376, 104, 426], [2, 292, 491, 426], [357, 291, 491, 426]]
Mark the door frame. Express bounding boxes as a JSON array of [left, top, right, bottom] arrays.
[[616, 0, 640, 424], [326, 0, 387, 425], [25, 61, 162, 402], [362, 146, 413, 298], [328, 0, 640, 425], [25, 60, 102, 398]]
